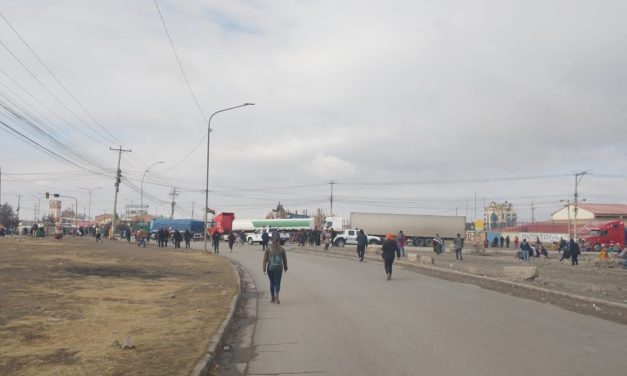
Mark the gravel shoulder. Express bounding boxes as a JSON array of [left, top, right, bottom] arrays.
[[0, 236, 237, 376]]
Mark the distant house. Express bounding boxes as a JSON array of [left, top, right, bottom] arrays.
[[551, 203, 627, 222], [484, 201, 517, 230], [95, 214, 112, 226]]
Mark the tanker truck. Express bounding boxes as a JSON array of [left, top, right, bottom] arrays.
[[349, 212, 466, 247]]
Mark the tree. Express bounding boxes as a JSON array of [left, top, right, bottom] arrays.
[[0, 203, 19, 228]]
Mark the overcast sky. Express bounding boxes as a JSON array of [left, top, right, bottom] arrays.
[[1, 0, 626, 223]]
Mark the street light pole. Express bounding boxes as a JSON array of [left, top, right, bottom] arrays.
[[204, 103, 254, 252], [141, 161, 165, 229], [79, 187, 102, 231]]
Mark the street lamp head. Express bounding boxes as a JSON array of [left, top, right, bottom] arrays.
[[244, 102, 255, 106], [145, 161, 166, 172]]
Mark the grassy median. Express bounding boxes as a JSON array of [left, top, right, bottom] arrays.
[[0, 236, 237, 375]]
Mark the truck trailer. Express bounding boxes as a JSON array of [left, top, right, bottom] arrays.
[[349, 212, 466, 247], [232, 217, 343, 232], [150, 219, 205, 234]]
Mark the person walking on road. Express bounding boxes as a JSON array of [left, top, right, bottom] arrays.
[[454, 233, 464, 261], [381, 233, 399, 280], [184, 230, 192, 248], [137, 229, 146, 248], [397, 230, 406, 258], [261, 229, 270, 251], [95, 226, 103, 242], [173, 229, 182, 249], [570, 238, 580, 266], [157, 228, 165, 248], [356, 229, 367, 262], [322, 230, 330, 252], [212, 231, 221, 254], [505, 235, 510, 248], [228, 231, 236, 252], [263, 235, 288, 304]]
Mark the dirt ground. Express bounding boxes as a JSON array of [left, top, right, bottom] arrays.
[[287, 243, 627, 324], [404, 246, 627, 304], [0, 236, 237, 376]]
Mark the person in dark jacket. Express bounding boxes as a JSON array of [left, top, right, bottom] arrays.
[[184, 230, 192, 248], [356, 229, 367, 262], [381, 233, 399, 280], [261, 229, 270, 251], [454, 233, 464, 260], [520, 239, 531, 261], [157, 228, 166, 248], [228, 231, 236, 252], [570, 238, 580, 265], [173, 229, 182, 248], [212, 231, 221, 254]]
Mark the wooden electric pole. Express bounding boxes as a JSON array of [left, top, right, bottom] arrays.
[[109, 146, 132, 239]]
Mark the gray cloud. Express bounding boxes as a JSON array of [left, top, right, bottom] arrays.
[[1, 0, 626, 222]]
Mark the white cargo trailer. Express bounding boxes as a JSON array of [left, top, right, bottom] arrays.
[[350, 212, 466, 247]]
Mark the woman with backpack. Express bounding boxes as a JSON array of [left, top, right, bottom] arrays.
[[263, 236, 288, 304]]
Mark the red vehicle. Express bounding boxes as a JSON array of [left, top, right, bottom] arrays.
[[580, 220, 627, 251], [208, 212, 235, 237]]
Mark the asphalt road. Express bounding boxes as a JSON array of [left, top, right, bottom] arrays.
[[223, 245, 626, 376]]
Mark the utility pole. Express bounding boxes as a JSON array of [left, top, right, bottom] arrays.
[[16, 194, 21, 220], [109, 146, 132, 239], [169, 187, 179, 219], [329, 180, 335, 217], [474, 192, 477, 222], [562, 199, 571, 238], [191, 201, 195, 220], [531, 201, 535, 223], [0, 166, 2, 204], [573, 171, 588, 241]]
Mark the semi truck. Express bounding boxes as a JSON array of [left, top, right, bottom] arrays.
[[579, 220, 626, 251], [209, 212, 235, 236], [349, 212, 466, 247]]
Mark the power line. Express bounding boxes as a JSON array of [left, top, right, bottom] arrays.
[[152, 0, 207, 124], [336, 173, 572, 186], [0, 119, 95, 170], [0, 37, 117, 146], [0, 10, 124, 146], [0, 97, 111, 172]]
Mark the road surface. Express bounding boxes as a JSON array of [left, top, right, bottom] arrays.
[[221, 245, 626, 376]]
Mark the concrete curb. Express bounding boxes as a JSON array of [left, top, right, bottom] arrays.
[[190, 258, 242, 376], [289, 247, 627, 311]]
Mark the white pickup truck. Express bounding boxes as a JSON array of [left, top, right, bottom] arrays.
[[246, 230, 290, 245], [333, 229, 380, 247]]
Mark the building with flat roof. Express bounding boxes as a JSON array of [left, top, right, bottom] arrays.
[[551, 203, 627, 222]]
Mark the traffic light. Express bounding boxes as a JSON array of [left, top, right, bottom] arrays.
[[45, 192, 49, 199]]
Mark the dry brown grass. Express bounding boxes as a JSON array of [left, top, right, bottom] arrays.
[[0, 236, 237, 375]]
